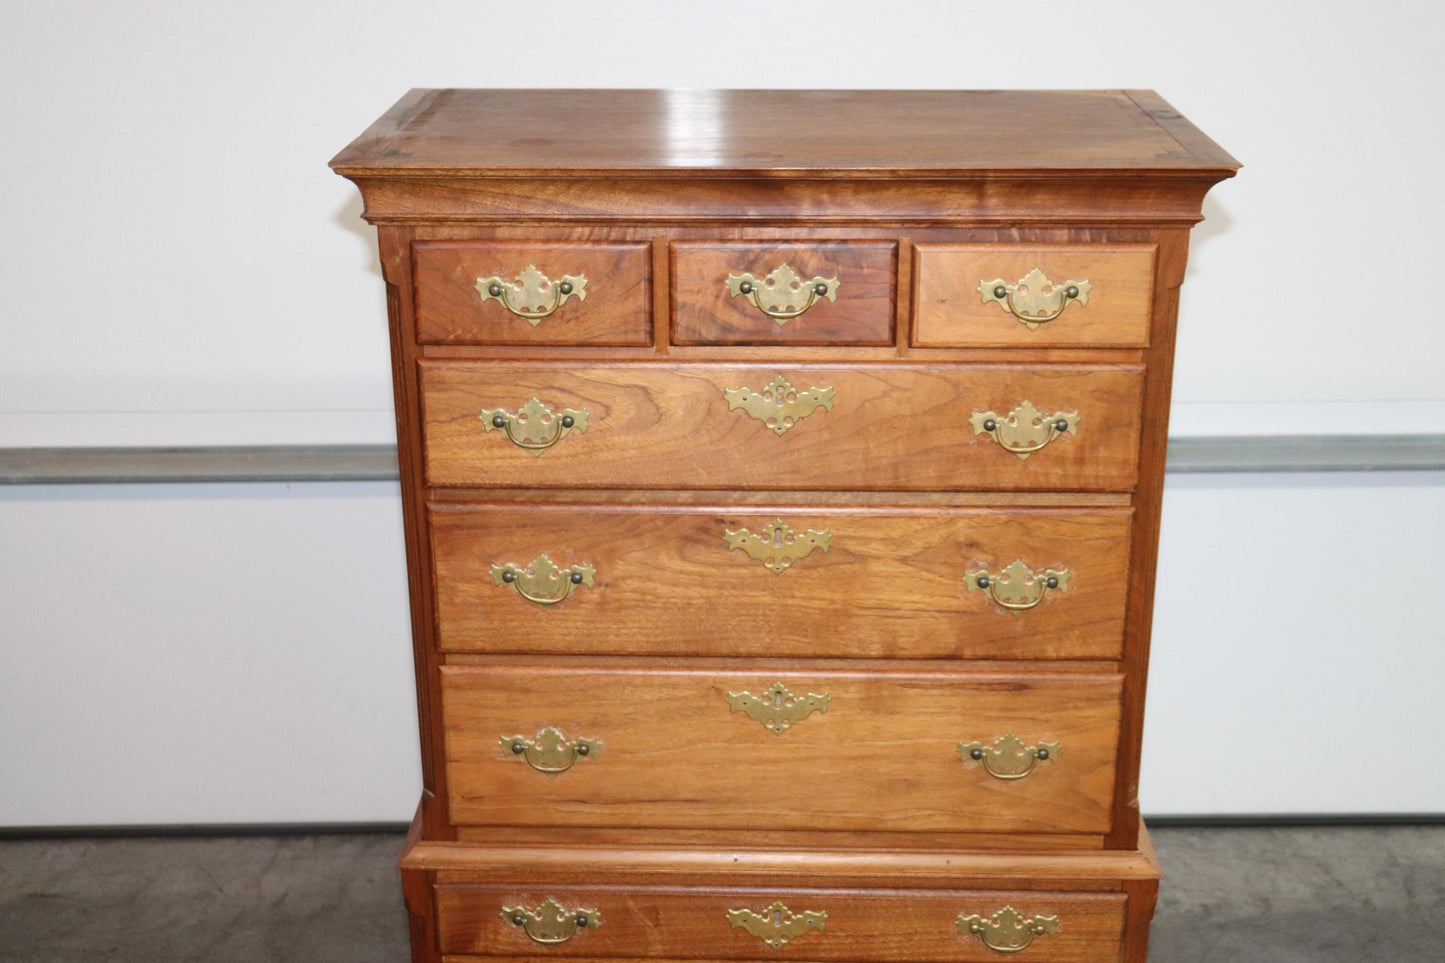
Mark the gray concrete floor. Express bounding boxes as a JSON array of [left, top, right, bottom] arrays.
[[1, 826, 1441, 961]]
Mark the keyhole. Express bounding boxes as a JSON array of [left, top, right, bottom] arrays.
[[774, 690, 783, 707], [772, 910, 782, 926], [773, 528, 783, 547]]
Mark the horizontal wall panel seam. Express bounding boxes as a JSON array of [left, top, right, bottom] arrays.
[[2, 436, 1444, 484]]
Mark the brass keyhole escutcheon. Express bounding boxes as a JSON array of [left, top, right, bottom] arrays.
[[727, 901, 827, 948], [727, 682, 830, 734], [723, 375, 835, 435], [724, 519, 831, 573]]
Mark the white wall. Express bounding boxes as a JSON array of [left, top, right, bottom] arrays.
[[2, 1, 1443, 823]]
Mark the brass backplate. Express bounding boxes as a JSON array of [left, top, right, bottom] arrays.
[[969, 400, 1079, 459], [491, 553, 595, 606], [480, 397, 589, 452], [500, 727, 600, 775], [727, 682, 830, 735], [476, 265, 586, 324], [965, 559, 1070, 611], [957, 905, 1059, 953], [958, 733, 1060, 781], [502, 898, 601, 944], [979, 268, 1091, 329], [725, 263, 839, 323]]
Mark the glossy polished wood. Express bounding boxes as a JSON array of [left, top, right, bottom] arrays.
[[913, 244, 1156, 348], [336, 88, 1236, 963], [331, 89, 1237, 176], [430, 505, 1133, 660], [436, 883, 1127, 960], [671, 240, 896, 345], [413, 241, 652, 346], [420, 362, 1146, 491], [441, 665, 1122, 835]]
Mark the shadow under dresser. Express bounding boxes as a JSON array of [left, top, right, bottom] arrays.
[[331, 88, 1237, 962]]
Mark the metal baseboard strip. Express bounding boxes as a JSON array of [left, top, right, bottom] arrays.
[[2, 814, 1442, 840], [1, 436, 1444, 485]]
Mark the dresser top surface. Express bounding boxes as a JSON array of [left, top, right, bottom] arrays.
[[330, 88, 1238, 178]]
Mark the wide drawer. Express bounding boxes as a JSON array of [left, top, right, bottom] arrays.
[[440, 665, 1122, 835], [420, 362, 1145, 491], [413, 241, 652, 345], [671, 240, 896, 345], [913, 244, 1156, 348], [431, 505, 1132, 660], [435, 883, 1127, 960]]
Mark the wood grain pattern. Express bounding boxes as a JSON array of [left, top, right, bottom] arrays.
[[440, 665, 1123, 835], [435, 884, 1126, 961], [913, 245, 1156, 348], [331, 89, 1239, 175], [420, 363, 1145, 492], [671, 241, 895, 345], [429, 504, 1133, 660], [414, 241, 651, 346]]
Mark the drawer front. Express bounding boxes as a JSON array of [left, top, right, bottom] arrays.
[[431, 505, 1132, 660], [672, 241, 896, 345], [914, 244, 1155, 348], [436, 883, 1126, 960], [420, 363, 1144, 491], [413, 241, 652, 345], [441, 666, 1123, 835]]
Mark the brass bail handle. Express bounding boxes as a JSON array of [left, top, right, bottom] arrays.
[[957, 734, 1060, 781], [965, 560, 1069, 611], [480, 398, 589, 452], [491, 554, 595, 606], [970, 401, 1079, 459], [500, 727, 600, 775], [476, 265, 587, 324], [956, 906, 1060, 953], [979, 269, 1091, 329], [502, 898, 601, 944], [725, 263, 839, 324]]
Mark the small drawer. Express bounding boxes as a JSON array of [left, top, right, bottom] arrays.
[[435, 881, 1127, 960], [913, 244, 1156, 348], [430, 504, 1133, 660], [419, 362, 1144, 491], [672, 240, 896, 345], [440, 665, 1123, 836], [412, 240, 652, 345]]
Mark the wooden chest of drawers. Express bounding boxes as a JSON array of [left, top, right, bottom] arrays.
[[332, 89, 1236, 962]]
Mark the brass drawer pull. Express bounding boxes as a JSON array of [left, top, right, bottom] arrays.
[[501, 728, 600, 775], [958, 734, 1060, 781], [724, 519, 831, 573], [979, 268, 1091, 329], [727, 901, 827, 948], [480, 397, 589, 451], [724, 375, 834, 435], [727, 681, 830, 734], [492, 554, 595, 606], [970, 401, 1079, 459], [502, 898, 601, 943], [725, 263, 839, 324], [965, 560, 1069, 611], [476, 265, 587, 324], [957, 906, 1059, 953]]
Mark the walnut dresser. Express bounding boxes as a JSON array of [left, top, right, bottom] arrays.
[[331, 89, 1236, 963]]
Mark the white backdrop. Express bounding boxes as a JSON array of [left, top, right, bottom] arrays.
[[2, 0, 1443, 823]]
